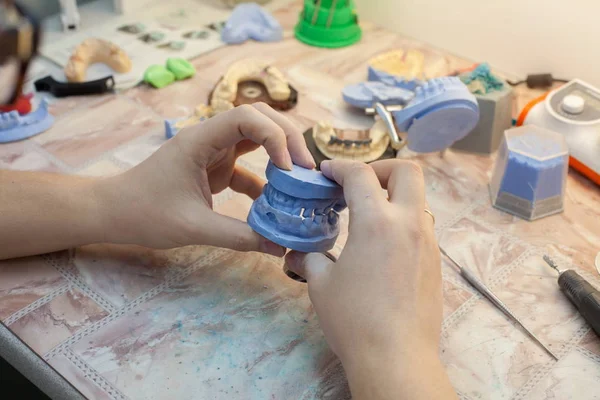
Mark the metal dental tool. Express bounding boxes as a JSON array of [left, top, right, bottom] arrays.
[[373, 102, 406, 150], [543, 255, 600, 337], [365, 104, 405, 115], [440, 247, 559, 360]]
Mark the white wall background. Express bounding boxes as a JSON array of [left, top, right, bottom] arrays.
[[355, 0, 600, 87]]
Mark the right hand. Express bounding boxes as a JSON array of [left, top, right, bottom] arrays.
[[285, 159, 455, 399]]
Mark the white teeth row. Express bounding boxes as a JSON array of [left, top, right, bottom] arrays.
[[298, 207, 339, 221], [0, 111, 21, 129]]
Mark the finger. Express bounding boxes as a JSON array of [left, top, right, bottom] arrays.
[[423, 199, 435, 227], [319, 160, 387, 210], [252, 102, 316, 169], [235, 139, 260, 157], [201, 212, 285, 257], [229, 165, 265, 200], [368, 159, 426, 208], [192, 105, 293, 170], [284, 251, 332, 283]]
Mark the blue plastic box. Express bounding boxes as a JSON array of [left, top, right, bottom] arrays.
[[489, 125, 569, 220]]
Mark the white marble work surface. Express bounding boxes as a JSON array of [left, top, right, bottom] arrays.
[[1, 2, 600, 399]]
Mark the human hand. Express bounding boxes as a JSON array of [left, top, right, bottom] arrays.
[[98, 103, 315, 255], [284, 159, 456, 399]]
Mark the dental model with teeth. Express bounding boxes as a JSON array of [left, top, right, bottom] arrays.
[[0, 102, 457, 399], [248, 161, 347, 252], [65, 38, 132, 83], [210, 59, 292, 115], [0, 99, 54, 143], [192, 60, 297, 120], [313, 119, 391, 163]]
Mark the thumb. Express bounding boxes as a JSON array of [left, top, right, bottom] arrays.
[[284, 251, 334, 283], [201, 212, 285, 257]]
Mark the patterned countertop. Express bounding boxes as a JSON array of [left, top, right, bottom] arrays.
[[1, 2, 600, 399]]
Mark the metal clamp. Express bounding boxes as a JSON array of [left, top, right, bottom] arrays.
[[373, 102, 405, 150]]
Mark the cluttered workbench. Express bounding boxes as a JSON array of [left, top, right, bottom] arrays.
[[2, 1, 600, 399]]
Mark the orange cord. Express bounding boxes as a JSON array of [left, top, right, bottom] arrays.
[[516, 92, 549, 127], [570, 157, 600, 186]]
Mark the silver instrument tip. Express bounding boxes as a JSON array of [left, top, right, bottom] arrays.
[[543, 255, 561, 273]]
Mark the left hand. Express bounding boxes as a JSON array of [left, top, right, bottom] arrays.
[[97, 103, 315, 255]]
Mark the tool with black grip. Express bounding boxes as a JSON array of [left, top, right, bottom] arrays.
[[34, 75, 115, 98], [543, 255, 600, 337]]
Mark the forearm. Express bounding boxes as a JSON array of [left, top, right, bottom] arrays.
[[0, 170, 108, 260], [343, 347, 457, 400]]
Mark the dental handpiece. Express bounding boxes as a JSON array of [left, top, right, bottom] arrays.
[[543, 255, 600, 337]]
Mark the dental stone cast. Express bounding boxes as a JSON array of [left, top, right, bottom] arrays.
[[248, 161, 347, 253], [0, 99, 54, 143]]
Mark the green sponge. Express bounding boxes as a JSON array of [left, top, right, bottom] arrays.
[[166, 58, 196, 80], [144, 65, 175, 88]]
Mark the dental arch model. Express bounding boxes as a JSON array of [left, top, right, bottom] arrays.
[[64, 38, 132, 83], [208, 59, 296, 115], [166, 60, 296, 138], [338, 76, 479, 157], [312, 119, 391, 163], [0, 99, 54, 143], [247, 161, 347, 253]]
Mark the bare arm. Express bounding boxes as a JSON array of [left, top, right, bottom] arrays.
[[344, 349, 456, 400], [0, 170, 106, 259], [0, 103, 315, 260]]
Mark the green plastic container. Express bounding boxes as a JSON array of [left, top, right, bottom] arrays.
[[295, 0, 362, 48]]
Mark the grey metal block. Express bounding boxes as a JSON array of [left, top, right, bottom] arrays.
[[452, 83, 513, 154]]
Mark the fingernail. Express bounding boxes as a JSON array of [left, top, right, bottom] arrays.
[[261, 240, 286, 257], [320, 160, 332, 177], [305, 149, 317, 169], [283, 151, 293, 170]]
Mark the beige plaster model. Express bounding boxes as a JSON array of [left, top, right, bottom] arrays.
[[64, 38, 132, 83], [369, 49, 425, 80], [313, 119, 391, 163], [209, 59, 291, 114]]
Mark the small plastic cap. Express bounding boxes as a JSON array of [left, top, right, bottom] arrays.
[[561, 94, 585, 114]]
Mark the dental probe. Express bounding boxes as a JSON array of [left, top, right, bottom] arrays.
[[440, 247, 559, 360]]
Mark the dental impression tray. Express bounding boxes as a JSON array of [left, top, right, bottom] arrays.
[[247, 161, 347, 253], [0, 99, 54, 143]]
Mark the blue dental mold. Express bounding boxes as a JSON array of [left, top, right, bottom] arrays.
[[342, 81, 414, 109], [247, 161, 347, 253], [392, 77, 479, 153], [0, 99, 54, 143], [221, 3, 283, 44]]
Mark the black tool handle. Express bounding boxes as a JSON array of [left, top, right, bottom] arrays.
[[34, 75, 115, 98], [559, 270, 600, 337]]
